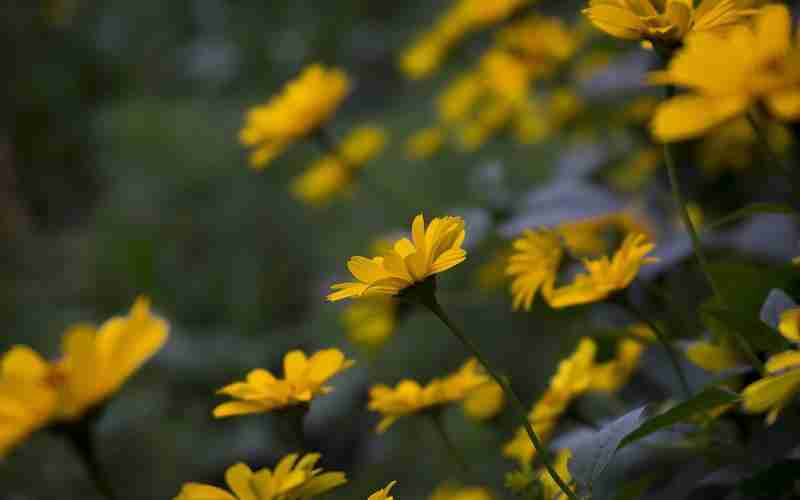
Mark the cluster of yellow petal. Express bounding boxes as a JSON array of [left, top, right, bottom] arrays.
[[504, 332, 649, 465], [290, 125, 388, 206], [497, 16, 583, 80], [213, 349, 354, 418], [398, 0, 530, 80], [327, 214, 466, 302], [340, 298, 397, 351], [584, 0, 755, 45], [369, 481, 397, 500], [429, 483, 493, 500], [406, 126, 446, 160], [462, 380, 505, 421], [174, 453, 346, 500], [506, 228, 564, 311], [368, 359, 490, 433], [239, 64, 350, 169], [0, 297, 168, 456], [686, 338, 745, 373], [651, 5, 800, 142], [539, 449, 573, 500]]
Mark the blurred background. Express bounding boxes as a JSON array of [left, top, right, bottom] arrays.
[[2, 1, 799, 499]]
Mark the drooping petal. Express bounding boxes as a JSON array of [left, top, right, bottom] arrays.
[[652, 94, 749, 142]]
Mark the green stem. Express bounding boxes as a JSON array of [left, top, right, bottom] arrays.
[[421, 295, 579, 500], [616, 295, 691, 398], [62, 420, 118, 500], [428, 412, 470, 476], [746, 111, 799, 200]]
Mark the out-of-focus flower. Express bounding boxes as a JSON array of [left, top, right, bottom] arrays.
[[173, 453, 346, 500], [504, 339, 597, 465], [506, 229, 564, 311], [438, 73, 485, 124], [368, 359, 488, 432], [327, 214, 466, 302], [480, 50, 532, 103], [239, 64, 350, 168], [57, 297, 169, 419], [475, 251, 512, 292], [406, 127, 446, 160], [741, 350, 800, 424], [607, 147, 662, 192], [650, 5, 800, 142], [547, 233, 658, 308], [589, 326, 653, 392], [699, 117, 792, 175], [429, 483, 493, 500], [779, 307, 800, 342], [0, 347, 58, 456], [291, 156, 351, 206], [538, 449, 573, 500], [498, 16, 583, 79], [213, 349, 354, 417], [558, 211, 655, 257], [686, 339, 745, 373], [341, 298, 397, 350], [369, 481, 397, 500], [339, 126, 389, 166], [462, 381, 505, 420], [583, 0, 755, 45]]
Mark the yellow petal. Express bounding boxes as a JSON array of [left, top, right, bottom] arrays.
[[651, 94, 749, 142], [212, 401, 267, 418], [766, 90, 800, 121], [755, 5, 791, 61], [583, 5, 646, 40], [779, 308, 800, 342], [1, 346, 50, 381], [173, 483, 237, 500], [283, 350, 308, 380], [225, 463, 257, 500], [307, 349, 350, 384], [741, 368, 800, 417]]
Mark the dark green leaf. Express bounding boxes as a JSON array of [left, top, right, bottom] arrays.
[[707, 203, 797, 230], [702, 305, 792, 354], [619, 387, 740, 449]]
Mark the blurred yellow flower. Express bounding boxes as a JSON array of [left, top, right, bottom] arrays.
[[327, 214, 467, 302], [479, 50, 532, 103], [339, 125, 389, 166], [369, 481, 397, 500], [0, 346, 58, 456], [504, 339, 597, 465], [429, 483, 493, 500], [779, 307, 800, 342], [290, 156, 351, 207], [547, 233, 657, 308], [341, 298, 396, 350], [539, 448, 573, 500], [406, 127, 445, 160], [57, 297, 169, 419], [650, 5, 800, 142], [498, 16, 582, 79], [559, 211, 655, 257], [438, 73, 484, 124], [686, 339, 744, 373], [174, 453, 346, 500], [607, 147, 662, 192], [506, 229, 564, 311], [583, 0, 755, 45], [213, 349, 354, 418], [462, 381, 505, 420], [699, 117, 792, 175], [239, 64, 350, 168], [589, 336, 648, 392], [741, 350, 800, 424], [368, 359, 487, 432]]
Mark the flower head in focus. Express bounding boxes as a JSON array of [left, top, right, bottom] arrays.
[[547, 233, 657, 308], [583, 0, 755, 46], [173, 453, 347, 500], [213, 349, 354, 418], [650, 5, 800, 142], [327, 214, 467, 302], [239, 64, 350, 168], [369, 481, 397, 500], [506, 228, 564, 311]]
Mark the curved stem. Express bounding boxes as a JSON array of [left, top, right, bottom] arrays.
[[428, 412, 470, 476], [421, 296, 579, 500]]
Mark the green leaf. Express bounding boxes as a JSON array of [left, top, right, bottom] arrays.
[[707, 203, 797, 231], [701, 304, 792, 354], [569, 407, 647, 496], [619, 387, 740, 449]]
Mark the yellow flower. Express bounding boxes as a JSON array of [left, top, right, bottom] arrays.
[[698, 117, 792, 175], [213, 349, 354, 418], [498, 16, 582, 79], [741, 350, 800, 424], [341, 298, 397, 350], [406, 127, 445, 160], [547, 233, 657, 308], [538, 448, 573, 500], [429, 483, 493, 500], [504, 339, 597, 465], [506, 229, 564, 311], [438, 73, 484, 124], [369, 481, 397, 500], [327, 214, 467, 302], [174, 453, 346, 500], [239, 64, 350, 168], [583, 0, 755, 45], [399, 32, 450, 80], [650, 5, 800, 142], [779, 307, 800, 342], [686, 339, 745, 373], [479, 50, 532, 103], [462, 381, 505, 420], [589, 335, 648, 392], [0, 346, 58, 456], [558, 212, 655, 257], [57, 297, 169, 419], [338, 125, 388, 166], [368, 359, 487, 433], [290, 156, 351, 207]]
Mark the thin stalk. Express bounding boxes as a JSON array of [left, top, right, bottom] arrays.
[[63, 421, 118, 500], [746, 111, 799, 200], [420, 295, 579, 500], [428, 412, 470, 476], [616, 295, 691, 398]]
